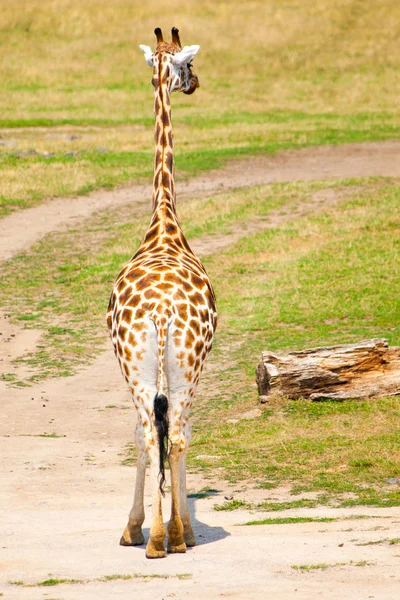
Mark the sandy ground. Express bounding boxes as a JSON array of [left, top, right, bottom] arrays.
[[1, 142, 400, 599]]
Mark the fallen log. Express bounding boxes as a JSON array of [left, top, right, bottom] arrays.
[[256, 338, 400, 401]]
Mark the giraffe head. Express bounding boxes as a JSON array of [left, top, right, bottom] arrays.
[[140, 27, 200, 95]]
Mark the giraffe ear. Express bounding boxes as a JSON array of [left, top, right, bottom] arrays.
[[139, 44, 154, 67], [172, 45, 200, 66]]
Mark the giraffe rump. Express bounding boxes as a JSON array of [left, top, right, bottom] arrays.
[[154, 392, 169, 495]]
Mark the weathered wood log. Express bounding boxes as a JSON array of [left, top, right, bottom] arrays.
[[256, 339, 400, 401]]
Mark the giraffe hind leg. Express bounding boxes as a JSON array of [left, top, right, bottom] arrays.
[[120, 420, 146, 546]]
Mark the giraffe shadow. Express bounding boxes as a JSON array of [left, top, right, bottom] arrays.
[[137, 490, 230, 549], [186, 490, 230, 546]]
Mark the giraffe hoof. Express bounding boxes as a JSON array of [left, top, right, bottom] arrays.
[[167, 540, 187, 553], [183, 530, 196, 547], [146, 539, 166, 559], [119, 525, 145, 546]]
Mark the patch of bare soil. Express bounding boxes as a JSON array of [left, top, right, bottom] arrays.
[[1, 142, 400, 599]]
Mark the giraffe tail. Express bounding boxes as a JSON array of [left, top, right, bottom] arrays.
[[154, 392, 168, 496], [152, 313, 170, 496]]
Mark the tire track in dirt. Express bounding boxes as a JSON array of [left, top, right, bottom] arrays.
[[1, 140, 399, 262]]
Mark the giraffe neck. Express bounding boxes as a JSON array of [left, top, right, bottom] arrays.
[[152, 58, 176, 220]]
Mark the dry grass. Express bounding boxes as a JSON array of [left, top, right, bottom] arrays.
[[2, 0, 400, 116]]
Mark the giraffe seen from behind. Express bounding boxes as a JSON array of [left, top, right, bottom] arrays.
[[107, 27, 217, 559]]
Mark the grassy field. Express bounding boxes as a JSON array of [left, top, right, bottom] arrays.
[[1, 0, 400, 214], [1, 177, 399, 506]]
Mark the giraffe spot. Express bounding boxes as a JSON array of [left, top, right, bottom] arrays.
[[159, 282, 174, 292], [194, 358, 201, 371], [162, 171, 172, 190], [141, 331, 147, 343], [126, 268, 146, 282], [173, 288, 187, 301], [198, 308, 208, 322], [164, 205, 175, 219], [173, 331, 181, 345], [165, 150, 173, 173], [127, 294, 141, 308], [117, 279, 126, 292], [189, 304, 199, 318], [174, 317, 186, 330], [191, 273, 204, 289], [194, 340, 204, 354], [127, 332, 137, 346], [184, 329, 195, 349], [184, 371, 192, 382], [176, 351, 185, 360], [108, 291, 117, 310], [118, 325, 128, 341], [188, 353, 195, 367], [142, 301, 156, 312], [125, 346, 132, 361], [117, 341, 123, 356], [164, 272, 181, 284], [165, 247, 179, 256], [190, 320, 201, 336], [177, 303, 188, 321], [177, 268, 190, 279], [121, 308, 132, 322], [162, 110, 170, 127], [136, 350, 144, 361], [165, 221, 177, 235], [106, 314, 112, 330], [132, 321, 146, 332], [144, 288, 161, 300], [182, 280, 192, 293], [123, 362, 130, 377], [119, 286, 132, 305], [191, 292, 204, 305], [145, 225, 158, 242]]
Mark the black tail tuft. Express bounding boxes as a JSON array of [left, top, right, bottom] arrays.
[[154, 393, 169, 496]]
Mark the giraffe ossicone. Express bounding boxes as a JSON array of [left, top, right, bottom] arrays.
[[107, 27, 217, 559]]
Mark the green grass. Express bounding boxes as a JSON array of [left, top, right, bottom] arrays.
[[292, 563, 345, 572], [356, 538, 400, 546], [241, 515, 374, 526], [9, 573, 192, 587], [292, 561, 373, 572], [242, 517, 336, 525], [214, 499, 250, 511], [1, 1, 400, 214]]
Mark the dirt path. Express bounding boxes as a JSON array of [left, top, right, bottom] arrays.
[[1, 141, 400, 599], [1, 140, 399, 262]]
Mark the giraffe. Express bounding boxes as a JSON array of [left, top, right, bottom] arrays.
[[106, 27, 217, 559]]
